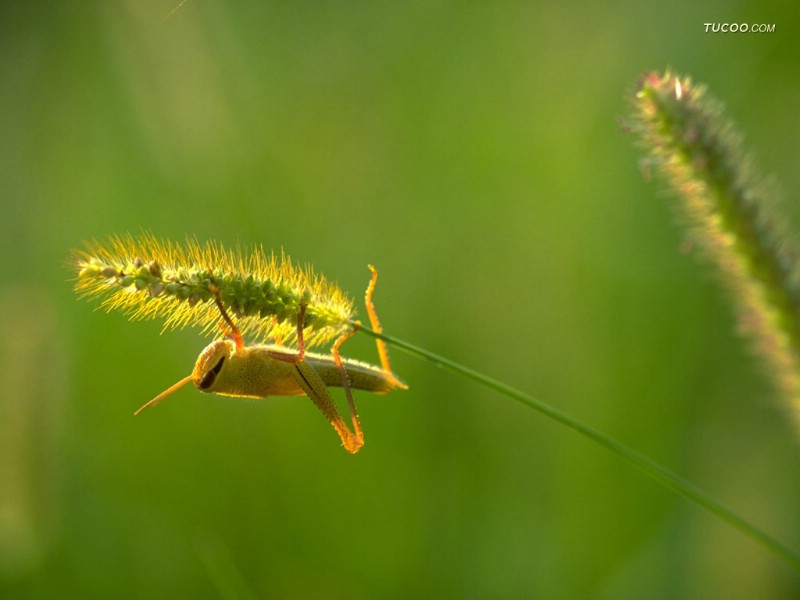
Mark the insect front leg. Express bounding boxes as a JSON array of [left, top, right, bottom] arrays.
[[292, 359, 364, 454], [210, 284, 308, 363], [210, 284, 244, 351], [266, 301, 307, 364]]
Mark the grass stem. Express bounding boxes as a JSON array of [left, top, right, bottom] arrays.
[[356, 323, 800, 572]]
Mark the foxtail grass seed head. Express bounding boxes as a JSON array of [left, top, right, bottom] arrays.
[[72, 233, 355, 348], [631, 70, 800, 430]]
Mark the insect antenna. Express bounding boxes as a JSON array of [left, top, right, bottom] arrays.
[[134, 375, 193, 415]]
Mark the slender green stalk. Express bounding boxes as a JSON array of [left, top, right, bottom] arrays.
[[357, 324, 800, 572]]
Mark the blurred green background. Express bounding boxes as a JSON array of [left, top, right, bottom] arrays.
[[2, 0, 799, 598]]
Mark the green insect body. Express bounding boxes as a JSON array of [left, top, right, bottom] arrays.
[[192, 341, 402, 399], [134, 339, 404, 453]]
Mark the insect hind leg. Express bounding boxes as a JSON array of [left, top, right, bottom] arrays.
[[331, 326, 364, 449], [365, 265, 407, 389]]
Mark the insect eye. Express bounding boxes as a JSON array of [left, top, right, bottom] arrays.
[[199, 356, 226, 390]]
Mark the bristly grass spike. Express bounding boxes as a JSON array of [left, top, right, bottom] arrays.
[[72, 233, 407, 453], [73, 233, 354, 348]]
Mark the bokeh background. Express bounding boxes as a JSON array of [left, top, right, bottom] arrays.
[[2, 1, 799, 598]]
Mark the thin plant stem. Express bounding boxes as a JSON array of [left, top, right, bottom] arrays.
[[355, 323, 800, 572]]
